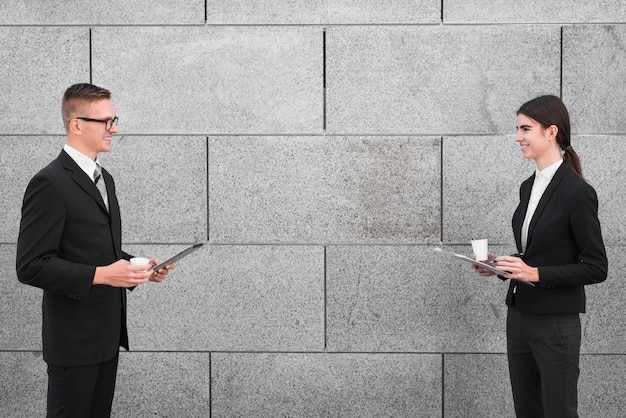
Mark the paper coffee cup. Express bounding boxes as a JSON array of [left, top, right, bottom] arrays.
[[471, 239, 489, 261], [130, 257, 150, 266]]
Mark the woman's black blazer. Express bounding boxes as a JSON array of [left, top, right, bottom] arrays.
[[505, 163, 608, 314]]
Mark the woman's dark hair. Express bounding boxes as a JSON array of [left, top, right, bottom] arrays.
[[517, 95, 583, 179]]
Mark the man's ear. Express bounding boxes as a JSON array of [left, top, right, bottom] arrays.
[[68, 118, 82, 135]]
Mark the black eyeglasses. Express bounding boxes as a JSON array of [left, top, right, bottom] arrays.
[[76, 116, 118, 131]]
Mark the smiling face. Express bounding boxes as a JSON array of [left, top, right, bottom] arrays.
[[515, 113, 561, 170], [66, 99, 118, 161]]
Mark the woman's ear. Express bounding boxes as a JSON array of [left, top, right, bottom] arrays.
[[548, 124, 558, 140]]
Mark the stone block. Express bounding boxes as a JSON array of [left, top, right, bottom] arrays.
[[444, 354, 514, 417], [579, 355, 626, 417], [326, 26, 560, 134], [209, 136, 440, 244], [582, 247, 626, 353], [445, 347, 626, 418], [443, 135, 534, 244], [212, 352, 441, 417], [444, 1, 626, 23], [207, 0, 439, 24], [100, 136, 207, 244], [0, 135, 206, 244], [0, 137, 66, 242], [0, 0, 203, 24], [326, 245, 515, 353], [92, 27, 322, 134], [0, 27, 88, 135], [575, 136, 626, 245], [0, 245, 42, 350], [443, 134, 624, 246], [124, 244, 324, 351], [564, 25, 626, 134], [113, 352, 211, 416], [0, 352, 46, 416]]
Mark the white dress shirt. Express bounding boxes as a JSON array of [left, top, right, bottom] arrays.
[[63, 144, 102, 182], [520, 159, 563, 252]]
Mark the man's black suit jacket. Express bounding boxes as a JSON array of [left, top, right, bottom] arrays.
[[505, 163, 608, 314], [17, 150, 132, 367]]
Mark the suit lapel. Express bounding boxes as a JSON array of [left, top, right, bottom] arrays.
[[513, 174, 534, 253], [59, 150, 110, 216], [525, 164, 568, 250]]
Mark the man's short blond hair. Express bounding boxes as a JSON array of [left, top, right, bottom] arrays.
[[62, 83, 111, 131]]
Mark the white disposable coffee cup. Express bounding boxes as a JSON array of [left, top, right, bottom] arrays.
[[471, 239, 489, 261], [130, 257, 150, 266]]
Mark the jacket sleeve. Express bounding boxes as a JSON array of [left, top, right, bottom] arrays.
[[538, 184, 608, 288], [16, 174, 95, 301]]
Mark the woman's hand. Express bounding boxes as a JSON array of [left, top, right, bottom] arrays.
[[495, 256, 539, 283], [471, 252, 498, 277]]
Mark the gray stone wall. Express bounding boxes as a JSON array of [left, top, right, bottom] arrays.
[[1, 1, 625, 416]]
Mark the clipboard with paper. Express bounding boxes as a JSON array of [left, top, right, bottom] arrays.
[[434, 247, 508, 275], [433, 247, 535, 287]]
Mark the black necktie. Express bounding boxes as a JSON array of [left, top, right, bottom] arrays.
[[94, 164, 109, 211]]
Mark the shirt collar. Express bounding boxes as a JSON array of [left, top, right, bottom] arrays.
[[535, 158, 563, 182], [63, 144, 101, 181]]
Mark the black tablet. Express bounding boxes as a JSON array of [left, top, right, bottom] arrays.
[[150, 243, 204, 271]]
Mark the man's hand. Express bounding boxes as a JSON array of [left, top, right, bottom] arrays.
[[148, 258, 175, 283], [93, 259, 152, 288]]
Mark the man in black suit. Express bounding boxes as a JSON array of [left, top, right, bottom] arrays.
[[16, 83, 173, 417]]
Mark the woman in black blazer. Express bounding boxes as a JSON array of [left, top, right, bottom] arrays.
[[473, 95, 608, 418]]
